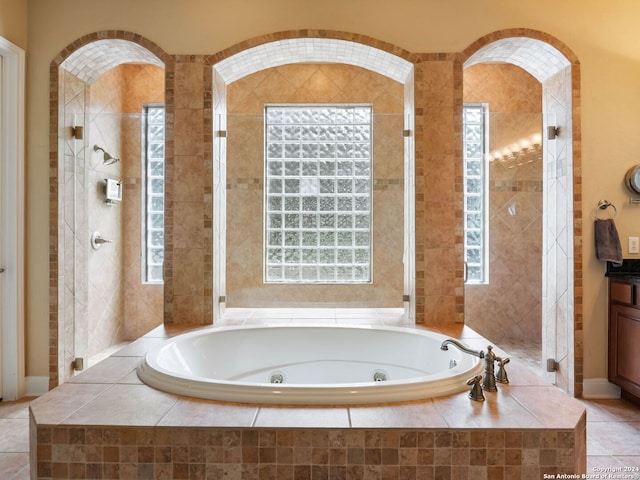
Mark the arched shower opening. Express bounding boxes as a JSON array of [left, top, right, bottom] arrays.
[[50, 36, 168, 388], [462, 33, 581, 395]]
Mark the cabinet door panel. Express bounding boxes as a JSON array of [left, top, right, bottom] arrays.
[[609, 303, 640, 398], [617, 314, 640, 385]]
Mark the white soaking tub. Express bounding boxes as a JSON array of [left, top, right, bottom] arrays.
[[136, 324, 484, 405]]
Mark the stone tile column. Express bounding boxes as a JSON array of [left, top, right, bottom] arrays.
[[414, 54, 463, 324], [164, 56, 211, 324]]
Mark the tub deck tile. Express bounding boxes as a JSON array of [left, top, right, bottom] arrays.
[[505, 385, 590, 429], [254, 406, 351, 428], [29, 383, 110, 425], [433, 387, 545, 429], [66, 356, 141, 384], [30, 323, 587, 479], [158, 396, 258, 427], [59, 384, 178, 426], [349, 400, 448, 428]]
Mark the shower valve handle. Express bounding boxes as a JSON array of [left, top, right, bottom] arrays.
[[91, 232, 113, 250]]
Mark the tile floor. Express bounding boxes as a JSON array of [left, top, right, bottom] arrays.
[[0, 396, 31, 479]]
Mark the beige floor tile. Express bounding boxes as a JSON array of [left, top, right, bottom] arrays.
[[0, 419, 29, 452], [0, 453, 29, 479], [0, 398, 32, 419], [587, 421, 640, 456]]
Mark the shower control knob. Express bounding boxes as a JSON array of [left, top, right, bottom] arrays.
[[91, 232, 113, 250]]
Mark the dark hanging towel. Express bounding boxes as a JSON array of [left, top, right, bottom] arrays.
[[595, 218, 623, 267]]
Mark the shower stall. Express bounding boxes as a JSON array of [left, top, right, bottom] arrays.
[[57, 63, 165, 382]]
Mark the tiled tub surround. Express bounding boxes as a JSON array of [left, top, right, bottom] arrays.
[[30, 322, 586, 479]]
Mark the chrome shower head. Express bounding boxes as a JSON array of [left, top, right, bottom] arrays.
[[93, 145, 120, 165]]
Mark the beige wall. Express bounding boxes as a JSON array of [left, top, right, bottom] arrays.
[[24, 0, 640, 383], [226, 64, 404, 308], [464, 63, 543, 344], [0, 0, 27, 48]]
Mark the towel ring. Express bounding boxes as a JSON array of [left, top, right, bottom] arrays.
[[595, 200, 617, 219]]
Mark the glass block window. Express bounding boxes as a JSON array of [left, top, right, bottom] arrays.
[[463, 104, 488, 284], [265, 104, 373, 284], [142, 105, 165, 284]]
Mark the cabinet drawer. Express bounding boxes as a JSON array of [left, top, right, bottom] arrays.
[[611, 281, 634, 305]]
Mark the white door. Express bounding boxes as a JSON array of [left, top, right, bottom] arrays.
[[0, 37, 26, 401], [0, 54, 4, 399]]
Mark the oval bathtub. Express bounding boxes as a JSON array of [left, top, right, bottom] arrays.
[[137, 324, 484, 405]]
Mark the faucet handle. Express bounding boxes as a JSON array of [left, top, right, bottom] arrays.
[[91, 231, 113, 250], [466, 374, 485, 402], [496, 357, 510, 384]]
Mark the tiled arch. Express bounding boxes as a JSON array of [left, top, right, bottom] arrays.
[[465, 37, 570, 83], [51, 30, 172, 73], [462, 28, 583, 396], [59, 39, 164, 85], [48, 31, 172, 390], [464, 28, 579, 65], [211, 37, 413, 84], [200, 30, 418, 323], [205, 29, 417, 69]]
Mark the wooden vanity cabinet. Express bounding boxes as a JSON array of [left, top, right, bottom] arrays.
[[608, 277, 640, 404]]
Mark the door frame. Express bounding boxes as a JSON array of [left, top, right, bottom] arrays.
[[0, 36, 26, 401]]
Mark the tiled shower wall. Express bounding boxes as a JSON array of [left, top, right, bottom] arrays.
[[463, 63, 543, 344], [87, 67, 126, 359], [225, 64, 405, 308], [57, 64, 164, 381], [87, 64, 165, 357], [119, 64, 165, 341]]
